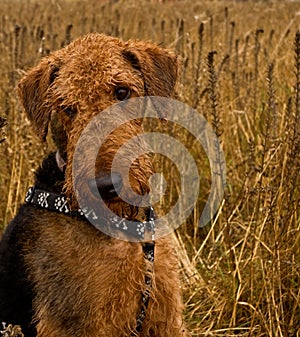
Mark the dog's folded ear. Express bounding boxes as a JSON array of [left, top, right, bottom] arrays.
[[17, 57, 59, 141], [122, 41, 178, 97]]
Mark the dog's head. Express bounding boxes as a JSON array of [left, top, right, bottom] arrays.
[[17, 33, 178, 219]]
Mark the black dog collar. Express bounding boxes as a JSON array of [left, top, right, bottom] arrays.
[[25, 186, 155, 241]]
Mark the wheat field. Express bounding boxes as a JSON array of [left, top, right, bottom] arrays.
[[0, 0, 299, 336]]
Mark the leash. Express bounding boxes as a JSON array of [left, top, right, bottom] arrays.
[[25, 186, 155, 334], [134, 207, 155, 335]]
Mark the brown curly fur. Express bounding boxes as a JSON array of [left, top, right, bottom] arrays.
[[2, 33, 189, 337]]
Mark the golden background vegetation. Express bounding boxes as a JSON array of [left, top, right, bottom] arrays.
[[0, 0, 299, 336]]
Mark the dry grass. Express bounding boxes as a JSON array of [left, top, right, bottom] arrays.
[[0, 0, 299, 336]]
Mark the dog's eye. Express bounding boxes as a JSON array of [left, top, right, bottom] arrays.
[[62, 106, 76, 118], [115, 87, 131, 101]]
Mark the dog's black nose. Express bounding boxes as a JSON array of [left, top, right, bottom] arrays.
[[88, 172, 123, 200]]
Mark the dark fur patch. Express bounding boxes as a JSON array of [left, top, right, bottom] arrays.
[[0, 153, 61, 337]]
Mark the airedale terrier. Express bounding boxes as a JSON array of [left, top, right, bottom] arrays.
[[0, 33, 189, 337]]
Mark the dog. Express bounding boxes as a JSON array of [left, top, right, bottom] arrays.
[[0, 33, 189, 337]]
